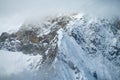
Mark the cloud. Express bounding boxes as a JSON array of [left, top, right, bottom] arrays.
[[0, 0, 120, 17], [0, 0, 120, 34]]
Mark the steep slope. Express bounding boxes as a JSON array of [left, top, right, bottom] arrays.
[[56, 15, 120, 80], [0, 13, 120, 80]]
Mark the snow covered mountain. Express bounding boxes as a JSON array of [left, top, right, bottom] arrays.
[[0, 13, 120, 80]]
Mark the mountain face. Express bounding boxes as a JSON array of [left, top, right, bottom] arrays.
[[0, 14, 120, 80]]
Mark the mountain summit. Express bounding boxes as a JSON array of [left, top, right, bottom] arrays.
[[0, 13, 120, 80]]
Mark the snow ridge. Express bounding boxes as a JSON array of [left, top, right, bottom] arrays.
[[0, 13, 120, 80]]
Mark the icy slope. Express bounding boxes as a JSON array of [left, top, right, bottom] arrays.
[[53, 14, 120, 80], [56, 29, 119, 80], [0, 13, 120, 80]]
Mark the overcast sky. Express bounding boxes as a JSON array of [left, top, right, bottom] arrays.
[[0, 0, 120, 34]]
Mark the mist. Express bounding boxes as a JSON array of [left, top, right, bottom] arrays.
[[0, 0, 120, 34], [0, 0, 120, 79]]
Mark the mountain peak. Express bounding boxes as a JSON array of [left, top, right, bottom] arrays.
[[0, 13, 120, 80]]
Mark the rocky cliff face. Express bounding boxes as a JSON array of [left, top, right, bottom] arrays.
[[0, 14, 72, 65], [0, 14, 120, 80]]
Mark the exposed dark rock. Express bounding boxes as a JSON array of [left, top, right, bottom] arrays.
[[71, 28, 86, 44], [0, 32, 9, 42], [93, 71, 97, 79]]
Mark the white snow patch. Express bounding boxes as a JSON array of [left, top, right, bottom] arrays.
[[73, 13, 84, 20], [57, 29, 63, 47], [0, 50, 42, 76]]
